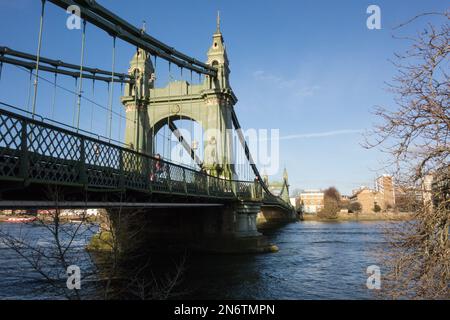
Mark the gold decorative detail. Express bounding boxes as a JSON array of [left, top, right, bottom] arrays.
[[170, 104, 181, 114]]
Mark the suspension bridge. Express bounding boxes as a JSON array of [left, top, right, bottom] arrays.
[[0, 0, 297, 253]]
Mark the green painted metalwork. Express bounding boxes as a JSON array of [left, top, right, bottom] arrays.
[[47, 0, 217, 77], [0, 108, 289, 209], [0, 46, 132, 84], [0, 2, 293, 213]]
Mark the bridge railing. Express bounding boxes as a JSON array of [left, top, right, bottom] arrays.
[[0, 108, 263, 202], [262, 190, 292, 209]]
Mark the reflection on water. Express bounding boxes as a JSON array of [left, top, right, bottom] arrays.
[[0, 221, 387, 299]]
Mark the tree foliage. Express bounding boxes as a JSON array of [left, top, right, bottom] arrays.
[[318, 187, 341, 219], [349, 202, 362, 213], [373, 204, 382, 213]]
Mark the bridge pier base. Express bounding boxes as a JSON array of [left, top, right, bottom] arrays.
[[90, 201, 278, 255], [198, 201, 277, 254], [235, 202, 261, 237], [257, 205, 299, 229]]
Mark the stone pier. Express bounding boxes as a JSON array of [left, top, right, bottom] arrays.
[[257, 205, 299, 229], [91, 201, 278, 255]]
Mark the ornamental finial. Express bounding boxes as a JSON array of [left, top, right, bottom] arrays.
[[216, 11, 220, 33]]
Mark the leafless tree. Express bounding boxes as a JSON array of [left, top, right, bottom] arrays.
[[125, 252, 187, 300], [87, 205, 187, 300], [0, 186, 95, 299], [0, 186, 186, 300], [365, 11, 449, 299]]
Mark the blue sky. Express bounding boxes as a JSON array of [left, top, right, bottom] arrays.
[[0, 0, 448, 194]]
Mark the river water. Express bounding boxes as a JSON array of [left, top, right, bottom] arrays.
[[0, 221, 386, 299]]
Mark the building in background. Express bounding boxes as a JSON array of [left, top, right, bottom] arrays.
[[350, 174, 396, 213], [289, 197, 297, 208], [375, 174, 396, 208], [349, 187, 384, 213], [299, 190, 324, 214], [422, 174, 434, 207], [37, 209, 100, 217]]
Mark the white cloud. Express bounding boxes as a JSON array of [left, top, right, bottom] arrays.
[[252, 70, 320, 97], [252, 129, 364, 142], [253, 70, 294, 88], [294, 85, 321, 98], [280, 129, 363, 140]]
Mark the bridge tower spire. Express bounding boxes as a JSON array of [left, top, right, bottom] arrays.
[[207, 13, 230, 89], [216, 11, 221, 33], [121, 48, 154, 154], [262, 170, 269, 186], [201, 13, 236, 179], [280, 168, 291, 204]]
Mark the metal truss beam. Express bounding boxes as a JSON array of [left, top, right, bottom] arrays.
[[230, 106, 274, 196], [0, 55, 131, 84], [0, 46, 132, 83], [168, 119, 203, 168], [47, 0, 217, 77]]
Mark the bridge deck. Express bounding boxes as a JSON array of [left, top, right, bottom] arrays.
[[0, 201, 224, 209], [0, 108, 289, 209]]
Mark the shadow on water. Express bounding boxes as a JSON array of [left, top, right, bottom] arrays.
[[0, 220, 390, 299]]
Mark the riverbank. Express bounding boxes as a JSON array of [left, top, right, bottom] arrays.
[[302, 212, 412, 222], [0, 214, 101, 223], [0, 215, 28, 222]]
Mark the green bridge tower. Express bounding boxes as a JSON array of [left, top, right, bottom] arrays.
[[121, 14, 237, 180]]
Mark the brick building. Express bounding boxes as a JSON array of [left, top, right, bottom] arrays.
[[375, 174, 396, 208], [349, 187, 384, 213], [298, 190, 324, 214], [350, 175, 396, 213]]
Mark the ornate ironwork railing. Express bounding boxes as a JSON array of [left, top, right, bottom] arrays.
[[0, 108, 267, 201]]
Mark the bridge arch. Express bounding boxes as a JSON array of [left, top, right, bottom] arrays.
[[150, 114, 206, 168], [153, 114, 205, 134], [150, 110, 206, 135]]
